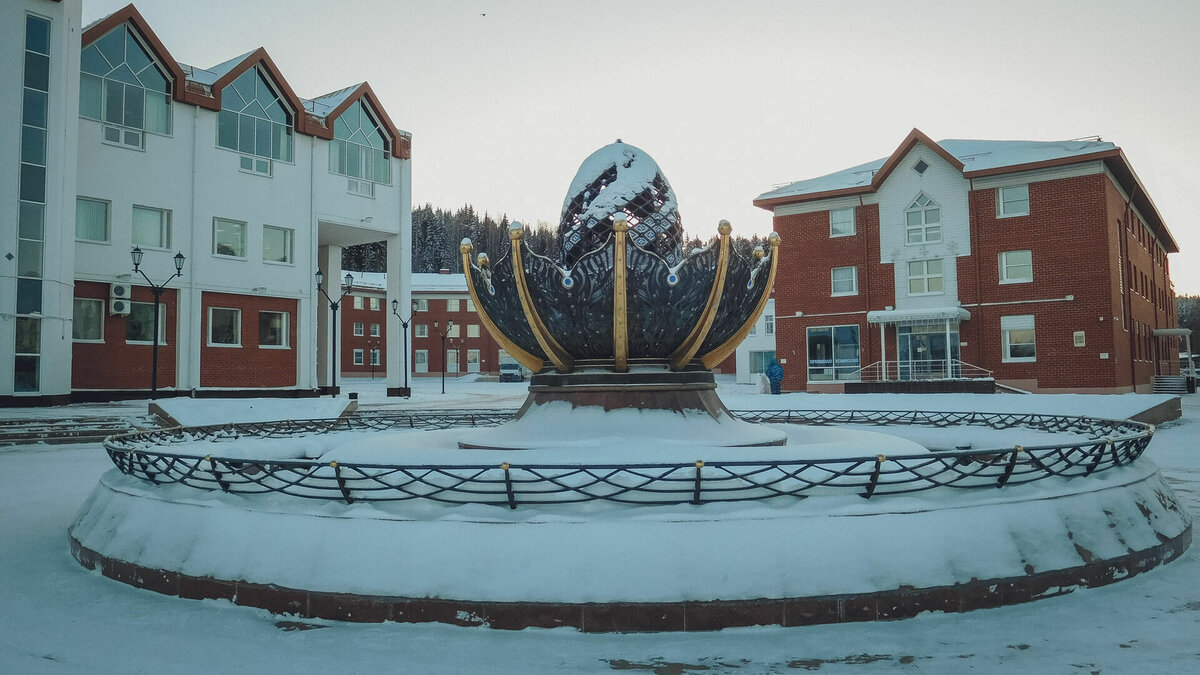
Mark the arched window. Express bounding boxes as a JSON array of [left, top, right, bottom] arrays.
[[330, 100, 391, 188], [79, 24, 172, 146], [217, 67, 293, 168], [905, 193, 941, 244]]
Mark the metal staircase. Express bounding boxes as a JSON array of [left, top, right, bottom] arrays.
[[1152, 375, 1189, 395]]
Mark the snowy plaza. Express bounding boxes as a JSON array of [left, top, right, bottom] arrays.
[[3, 377, 1199, 672]]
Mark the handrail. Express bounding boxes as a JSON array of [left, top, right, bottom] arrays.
[[850, 359, 993, 382], [101, 409, 1154, 508]]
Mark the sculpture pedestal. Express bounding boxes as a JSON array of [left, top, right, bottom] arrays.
[[458, 369, 788, 449]]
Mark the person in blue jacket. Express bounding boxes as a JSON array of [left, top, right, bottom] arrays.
[[766, 358, 784, 395]]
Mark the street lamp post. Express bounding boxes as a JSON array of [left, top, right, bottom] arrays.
[[390, 298, 418, 397], [368, 339, 379, 380], [316, 269, 354, 395], [434, 319, 454, 395], [130, 247, 185, 400]]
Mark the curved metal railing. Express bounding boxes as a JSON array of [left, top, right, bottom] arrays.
[[102, 409, 1154, 508]]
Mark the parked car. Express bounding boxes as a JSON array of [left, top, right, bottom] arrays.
[[499, 362, 525, 382]]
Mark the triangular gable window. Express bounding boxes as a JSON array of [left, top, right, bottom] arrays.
[[79, 24, 172, 139], [329, 100, 391, 187], [216, 66, 294, 163]]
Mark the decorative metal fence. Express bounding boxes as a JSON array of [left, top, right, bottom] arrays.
[[102, 409, 1154, 508]]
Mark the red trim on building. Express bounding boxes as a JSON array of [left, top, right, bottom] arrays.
[[81, 4, 189, 105]]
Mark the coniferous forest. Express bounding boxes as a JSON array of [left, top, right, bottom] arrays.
[[342, 203, 770, 274]]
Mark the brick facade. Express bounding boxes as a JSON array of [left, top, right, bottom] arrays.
[[410, 294, 502, 377], [72, 281, 179, 391], [762, 131, 1179, 394], [340, 290, 388, 378], [198, 292, 299, 388]]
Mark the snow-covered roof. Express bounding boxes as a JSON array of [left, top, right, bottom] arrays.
[[346, 271, 387, 290], [198, 50, 257, 85], [757, 137, 1116, 203], [412, 273, 467, 293], [867, 307, 971, 326], [305, 83, 364, 116]]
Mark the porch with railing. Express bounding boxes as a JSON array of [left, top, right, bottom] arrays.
[[851, 359, 993, 382]]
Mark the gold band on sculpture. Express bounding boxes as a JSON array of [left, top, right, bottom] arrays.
[[613, 216, 630, 372], [459, 241, 545, 374], [509, 226, 574, 373], [669, 220, 732, 370], [700, 231, 781, 369]]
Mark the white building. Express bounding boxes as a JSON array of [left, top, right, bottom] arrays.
[[1, 1, 412, 404], [733, 298, 776, 385]]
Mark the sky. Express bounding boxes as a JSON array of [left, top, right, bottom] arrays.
[[80, 0, 1200, 292]]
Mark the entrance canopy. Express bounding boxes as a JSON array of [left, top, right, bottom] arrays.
[[867, 307, 970, 327]]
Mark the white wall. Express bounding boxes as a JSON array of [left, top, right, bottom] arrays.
[[734, 298, 776, 384]]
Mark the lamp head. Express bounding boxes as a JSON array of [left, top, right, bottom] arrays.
[[315, 269, 325, 289], [173, 251, 186, 273], [130, 246, 144, 270], [344, 272, 354, 289], [391, 299, 398, 312]]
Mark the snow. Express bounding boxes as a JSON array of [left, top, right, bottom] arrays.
[[411, 272, 467, 292], [154, 396, 352, 427], [562, 141, 678, 229], [1, 381, 1197, 672], [757, 137, 1117, 202]]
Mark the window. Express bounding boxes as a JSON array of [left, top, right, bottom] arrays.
[[369, 297, 381, 311], [216, 66, 293, 164], [446, 298, 461, 312], [467, 324, 480, 338], [415, 324, 428, 338], [370, 349, 381, 366], [79, 24, 172, 144], [907, 259, 944, 295], [353, 322, 364, 336], [258, 311, 287, 347], [447, 324, 460, 338], [467, 349, 481, 373], [212, 218, 246, 257], [831, 266, 858, 296], [905, 193, 942, 244], [127, 302, 166, 343], [466, 298, 476, 312], [329, 101, 391, 187], [765, 315, 775, 335], [17, 14, 50, 392], [749, 350, 776, 374], [913, 159, 929, 175], [415, 349, 429, 373], [998, 185, 1030, 217], [72, 298, 104, 341], [76, 197, 110, 242], [1001, 315, 1036, 362], [807, 325, 860, 381], [370, 323, 380, 337], [413, 298, 428, 312], [446, 350, 460, 373], [208, 307, 241, 346], [830, 208, 855, 237], [353, 349, 364, 365], [132, 206, 170, 248], [262, 225, 293, 263], [999, 250, 1033, 284], [353, 296, 363, 310]]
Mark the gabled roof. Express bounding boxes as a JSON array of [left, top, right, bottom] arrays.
[[81, 4, 187, 102], [79, 3, 411, 157], [754, 128, 1176, 252]]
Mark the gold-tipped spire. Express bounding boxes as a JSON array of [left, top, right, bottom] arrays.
[[669, 220, 732, 370], [701, 231, 781, 369], [613, 215, 630, 372], [508, 225, 574, 372], [460, 239, 545, 374]]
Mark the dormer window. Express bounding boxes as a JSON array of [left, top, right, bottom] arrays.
[[905, 193, 942, 244], [330, 100, 392, 195], [79, 24, 172, 147], [217, 66, 293, 171]]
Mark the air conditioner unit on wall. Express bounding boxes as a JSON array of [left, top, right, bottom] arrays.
[[110, 283, 132, 300], [110, 298, 131, 316]]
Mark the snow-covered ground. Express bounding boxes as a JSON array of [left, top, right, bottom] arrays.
[[1, 380, 1198, 673]]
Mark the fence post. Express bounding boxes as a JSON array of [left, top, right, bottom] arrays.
[[1107, 439, 1119, 466], [501, 463, 516, 509], [332, 461, 353, 504], [997, 446, 1021, 487], [206, 455, 230, 493], [692, 461, 705, 505], [862, 455, 885, 499]]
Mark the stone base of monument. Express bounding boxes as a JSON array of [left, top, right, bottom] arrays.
[[458, 369, 789, 449], [69, 460, 1190, 631]]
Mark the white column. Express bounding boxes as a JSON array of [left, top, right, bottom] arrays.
[[945, 319, 952, 377], [316, 245, 342, 388], [879, 323, 887, 381]]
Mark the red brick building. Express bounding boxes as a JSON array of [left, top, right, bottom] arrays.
[[338, 274, 389, 380], [754, 129, 1180, 394]]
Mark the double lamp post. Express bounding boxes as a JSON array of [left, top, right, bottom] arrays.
[[390, 298, 419, 397], [315, 269, 354, 395], [130, 246, 185, 400]]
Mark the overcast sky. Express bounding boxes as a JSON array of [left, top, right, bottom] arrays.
[[82, 0, 1200, 292]]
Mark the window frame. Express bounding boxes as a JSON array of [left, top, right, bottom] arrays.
[[415, 324, 428, 338], [369, 323, 380, 337], [78, 24, 173, 140], [353, 322, 364, 337], [72, 298, 105, 342], [413, 298, 428, 312], [215, 65, 294, 166], [262, 225, 294, 264], [75, 196, 111, 243], [467, 324, 480, 338], [207, 306, 242, 347], [370, 349, 381, 366], [257, 310, 289, 348], [999, 250, 1033, 284], [126, 301, 167, 344], [353, 296, 364, 310], [829, 207, 855, 237], [212, 217, 247, 259], [414, 349, 429, 373], [446, 298, 461, 312], [907, 258, 945, 296], [369, 297, 381, 311], [904, 193, 942, 245], [353, 348, 364, 366], [997, 184, 1030, 218], [806, 324, 861, 382], [831, 266, 858, 297], [447, 324, 460, 338], [1001, 314, 1037, 362], [132, 204, 171, 249]]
